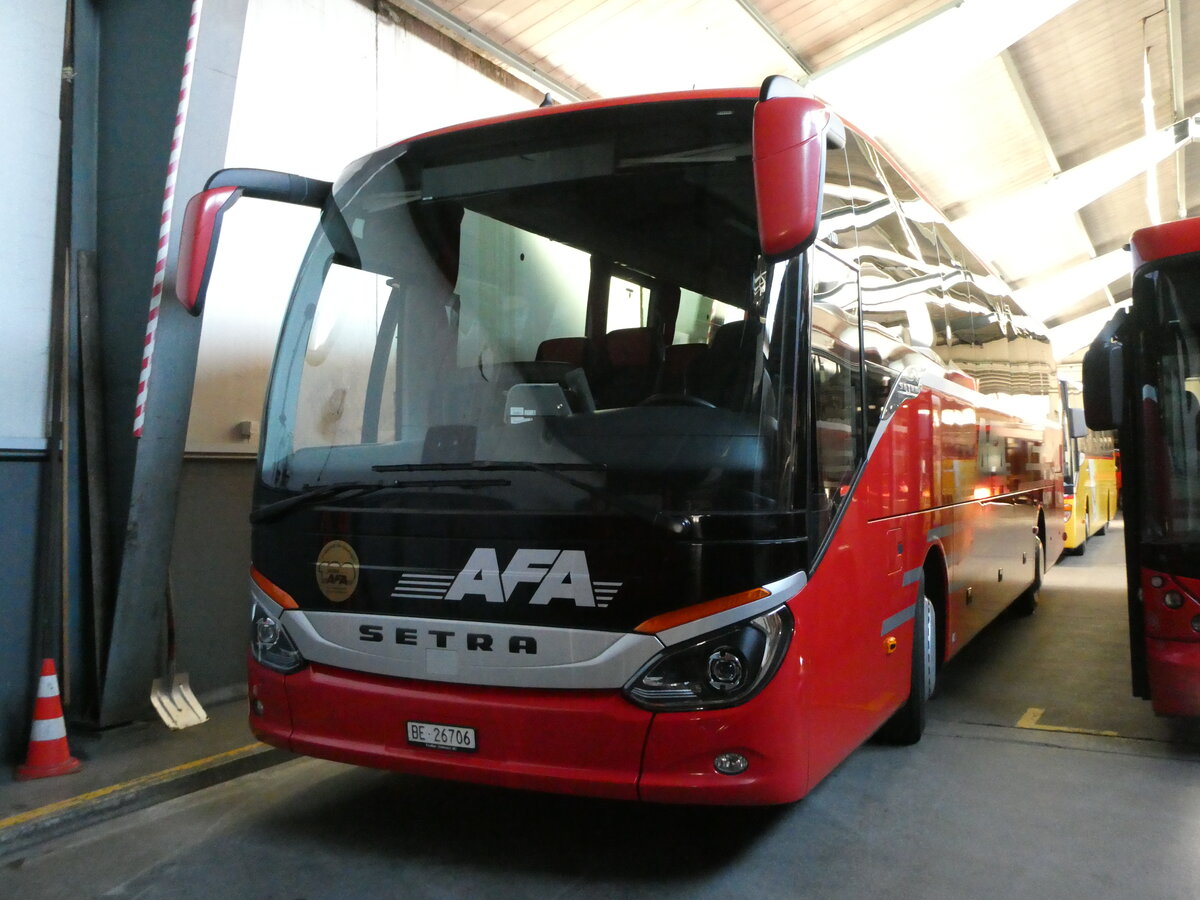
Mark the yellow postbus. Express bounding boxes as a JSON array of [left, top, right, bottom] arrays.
[[1061, 383, 1119, 555]]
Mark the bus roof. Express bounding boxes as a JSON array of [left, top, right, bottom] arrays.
[[1131, 216, 1200, 271], [395, 87, 764, 149]]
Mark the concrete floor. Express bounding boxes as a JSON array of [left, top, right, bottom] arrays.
[[3, 519, 1199, 898]]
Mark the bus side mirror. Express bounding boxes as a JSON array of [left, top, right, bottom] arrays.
[[176, 187, 242, 316], [1082, 340, 1124, 430], [175, 168, 333, 316], [753, 88, 835, 260]]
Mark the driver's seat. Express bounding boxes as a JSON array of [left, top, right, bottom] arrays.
[[686, 319, 763, 410]]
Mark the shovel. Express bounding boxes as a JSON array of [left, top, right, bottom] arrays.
[[150, 575, 209, 729]]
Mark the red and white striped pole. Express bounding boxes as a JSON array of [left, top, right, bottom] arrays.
[[133, 0, 205, 437]]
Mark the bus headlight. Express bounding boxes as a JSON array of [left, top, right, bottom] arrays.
[[251, 603, 306, 674], [624, 606, 792, 711]]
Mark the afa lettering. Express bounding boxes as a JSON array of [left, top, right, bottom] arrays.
[[444, 548, 596, 607]]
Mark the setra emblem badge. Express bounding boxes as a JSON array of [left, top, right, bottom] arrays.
[[316, 540, 359, 602]]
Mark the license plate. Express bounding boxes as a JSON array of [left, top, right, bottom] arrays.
[[406, 720, 477, 752]]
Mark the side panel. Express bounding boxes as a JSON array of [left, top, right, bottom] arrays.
[[804, 392, 936, 786]]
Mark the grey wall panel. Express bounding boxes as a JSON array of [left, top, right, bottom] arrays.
[[0, 460, 43, 762], [170, 458, 256, 702]]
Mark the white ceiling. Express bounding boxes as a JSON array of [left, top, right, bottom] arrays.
[[395, 0, 1199, 359]]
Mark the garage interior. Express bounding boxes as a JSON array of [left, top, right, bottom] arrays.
[[2, 0, 1199, 893]]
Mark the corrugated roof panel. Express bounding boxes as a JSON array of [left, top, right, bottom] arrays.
[[1011, 0, 1170, 170], [766, 0, 948, 72]]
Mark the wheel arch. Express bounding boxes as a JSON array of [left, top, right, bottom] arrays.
[[922, 546, 949, 670]]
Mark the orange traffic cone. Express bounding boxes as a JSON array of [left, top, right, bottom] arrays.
[[15, 658, 81, 780]]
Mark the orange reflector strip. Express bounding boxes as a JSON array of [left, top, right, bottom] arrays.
[[251, 567, 299, 609], [634, 588, 770, 634]]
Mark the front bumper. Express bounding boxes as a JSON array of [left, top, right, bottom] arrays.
[[1146, 638, 1200, 717], [249, 655, 807, 805]]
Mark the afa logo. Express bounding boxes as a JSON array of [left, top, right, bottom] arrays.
[[316, 540, 359, 602], [391, 548, 622, 608]]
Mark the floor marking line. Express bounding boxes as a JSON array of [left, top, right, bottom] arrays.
[[1016, 707, 1120, 738], [0, 741, 268, 833]]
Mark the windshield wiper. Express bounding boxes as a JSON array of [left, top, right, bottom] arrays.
[[251, 481, 391, 524], [371, 461, 691, 534], [252, 474, 515, 524], [372, 461, 603, 473]]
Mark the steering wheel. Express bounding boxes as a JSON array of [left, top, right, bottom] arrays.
[[638, 393, 716, 408]]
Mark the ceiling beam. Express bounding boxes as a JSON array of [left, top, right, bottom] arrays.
[[1011, 248, 1128, 319], [732, 0, 811, 77], [1000, 50, 1118, 313], [954, 117, 1197, 246], [806, 0, 1084, 134], [393, 0, 588, 103], [1166, 0, 1187, 219]]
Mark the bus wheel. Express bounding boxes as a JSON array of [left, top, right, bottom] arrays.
[[1096, 506, 1108, 536], [1012, 538, 1042, 617], [877, 591, 936, 745], [1075, 510, 1090, 555]]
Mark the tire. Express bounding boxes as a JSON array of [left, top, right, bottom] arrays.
[[1096, 500, 1109, 536], [878, 589, 936, 745], [1073, 509, 1090, 556], [1011, 538, 1042, 617]]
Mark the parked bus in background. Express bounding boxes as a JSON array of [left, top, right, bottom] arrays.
[[1059, 380, 1118, 555], [178, 77, 1064, 804], [1085, 216, 1200, 717]]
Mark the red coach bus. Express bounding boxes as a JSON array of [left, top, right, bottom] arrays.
[[179, 77, 1063, 803], [1084, 217, 1200, 717]]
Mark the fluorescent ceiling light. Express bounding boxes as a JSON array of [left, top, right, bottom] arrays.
[[808, 0, 1083, 133], [956, 119, 1194, 236], [1048, 301, 1131, 359], [1012, 248, 1130, 317]]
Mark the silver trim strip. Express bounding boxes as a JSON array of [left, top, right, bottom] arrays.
[[256, 568, 810, 689], [927, 524, 955, 542], [881, 603, 917, 636], [251, 579, 284, 618], [655, 570, 808, 647], [902, 567, 924, 587], [284, 611, 664, 689]]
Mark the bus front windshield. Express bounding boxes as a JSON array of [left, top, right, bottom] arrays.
[[260, 98, 799, 520], [1138, 265, 1200, 544]]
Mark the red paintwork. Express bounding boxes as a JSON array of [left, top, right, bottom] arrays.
[[396, 88, 760, 148], [176, 186, 240, 314], [1131, 216, 1200, 271], [753, 96, 831, 258], [1143, 639, 1200, 717], [250, 657, 651, 801], [1140, 568, 1200, 716]]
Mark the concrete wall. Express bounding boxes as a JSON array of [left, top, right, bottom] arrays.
[[0, 460, 44, 762], [0, 0, 66, 451], [0, 0, 68, 762]]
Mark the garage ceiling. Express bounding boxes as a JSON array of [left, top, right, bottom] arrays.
[[394, 0, 1197, 358]]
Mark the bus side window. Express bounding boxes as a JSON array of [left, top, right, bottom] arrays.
[[813, 352, 861, 514], [865, 360, 891, 435]]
